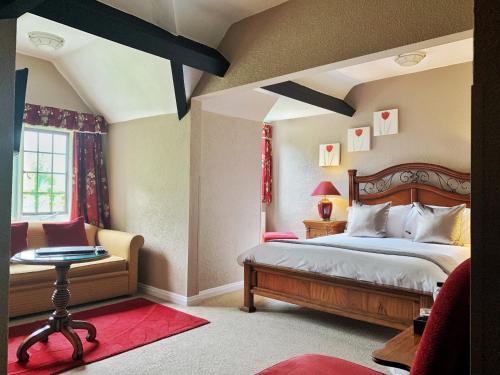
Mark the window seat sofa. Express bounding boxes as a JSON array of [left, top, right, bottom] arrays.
[[9, 222, 144, 318]]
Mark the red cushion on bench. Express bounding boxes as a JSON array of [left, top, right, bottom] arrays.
[[257, 354, 383, 375], [263, 232, 299, 242]]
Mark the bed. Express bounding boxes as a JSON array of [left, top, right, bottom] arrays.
[[239, 163, 471, 329]]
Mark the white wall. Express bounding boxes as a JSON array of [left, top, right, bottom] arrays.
[[267, 63, 472, 238]]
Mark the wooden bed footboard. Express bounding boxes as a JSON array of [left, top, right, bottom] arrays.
[[241, 262, 433, 330]]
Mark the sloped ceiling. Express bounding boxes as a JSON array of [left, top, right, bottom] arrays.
[[16, 0, 290, 123], [201, 37, 473, 122]]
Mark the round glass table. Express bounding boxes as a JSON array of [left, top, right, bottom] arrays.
[[11, 248, 109, 362]]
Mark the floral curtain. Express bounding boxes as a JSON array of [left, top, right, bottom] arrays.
[[71, 133, 111, 228], [261, 123, 272, 204], [24, 103, 108, 133], [23, 103, 110, 228]]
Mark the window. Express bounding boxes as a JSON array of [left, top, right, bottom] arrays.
[[12, 127, 72, 220]]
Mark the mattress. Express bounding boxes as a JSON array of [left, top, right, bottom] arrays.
[[237, 234, 470, 293]]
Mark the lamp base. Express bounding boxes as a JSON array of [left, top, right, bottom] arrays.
[[317, 200, 333, 221]]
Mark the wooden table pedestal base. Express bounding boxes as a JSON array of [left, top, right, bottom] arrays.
[[17, 265, 97, 362]]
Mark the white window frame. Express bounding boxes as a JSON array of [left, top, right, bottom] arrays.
[[12, 125, 73, 222]]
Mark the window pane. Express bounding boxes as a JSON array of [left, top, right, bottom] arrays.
[[38, 132, 52, 153], [53, 154, 66, 173], [38, 153, 52, 172], [53, 174, 66, 193], [22, 194, 36, 213], [38, 194, 51, 213], [38, 173, 52, 193], [53, 134, 67, 154], [23, 173, 36, 193], [23, 152, 38, 172], [23, 131, 38, 151], [52, 194, 66, 212]]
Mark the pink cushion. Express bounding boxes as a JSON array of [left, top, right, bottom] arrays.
[[42, 216, 89, 247], [11, 222, 28, 256], [263, 232, 299, 242], [257, 354, 383, 375]]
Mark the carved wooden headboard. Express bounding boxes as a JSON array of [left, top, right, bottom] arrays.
[[348, 163, 471, 208]]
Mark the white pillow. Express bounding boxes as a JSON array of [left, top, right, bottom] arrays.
[[403, 205, 419, 239], [459, 208, 471, 245], [346, 201, 391, 238], [413, 203, 465, 245], [386, 204, 412, 238], [404, 204, 470, 245]]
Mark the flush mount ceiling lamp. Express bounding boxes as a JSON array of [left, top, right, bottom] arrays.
[[28, 31, 65, 51], [394, 51, 426, 67]]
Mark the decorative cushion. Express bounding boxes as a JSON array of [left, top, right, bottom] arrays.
[[11, 222, 28, 256], [257, 354, 383, 375], [263, 232, 299, 242], [346, 201, 391, 238], [42, 216, 89, 247], [413, 203, 465, 245], [386, 204, 412, 238]]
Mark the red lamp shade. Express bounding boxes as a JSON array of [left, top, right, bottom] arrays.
[[311, 181, 341, 197], [311, 181, 341, 221]]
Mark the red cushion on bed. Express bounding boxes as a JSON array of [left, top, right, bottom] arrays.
[[42, 216, 89, 247], [257, 354, 383, 375], [263, 232, 299, 242], [11, 222, 28, 256], [411, 258, 470, 375]]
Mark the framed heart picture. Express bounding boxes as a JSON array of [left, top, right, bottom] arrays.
[[319, 143, 340, 166], [374, 108, 398, 136], [348, 127, 370, 152]]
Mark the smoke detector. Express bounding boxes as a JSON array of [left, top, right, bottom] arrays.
[[28, 32, 65, 51], [395, 51, 426, 67]]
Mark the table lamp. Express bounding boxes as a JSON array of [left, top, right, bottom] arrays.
[[311, 181, 341, 221]]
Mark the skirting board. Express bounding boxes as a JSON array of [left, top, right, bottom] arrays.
[[138, 281, 243, 306]]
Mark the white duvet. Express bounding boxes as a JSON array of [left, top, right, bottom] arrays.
[[237, 234, 470, 293]]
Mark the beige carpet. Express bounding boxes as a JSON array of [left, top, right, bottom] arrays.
[[12, 291, 397, 374]]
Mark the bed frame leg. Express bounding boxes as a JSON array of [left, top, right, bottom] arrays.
[[240, 263, 256, 313]]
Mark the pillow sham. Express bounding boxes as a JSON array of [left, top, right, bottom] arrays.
[[11, 222, 29, 256], [413, 203, 465, 245], [386, 204, 412, 238], [346, 201, 391, 238], [43, 216, 89, 247]]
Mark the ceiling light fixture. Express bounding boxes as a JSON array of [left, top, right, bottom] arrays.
[[394, 51, 426, 67], [28, 31, 65, 51]]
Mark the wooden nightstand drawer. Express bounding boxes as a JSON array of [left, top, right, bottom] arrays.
[[303, 220, 347, 239]]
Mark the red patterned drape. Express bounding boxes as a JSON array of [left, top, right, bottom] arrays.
[[24, 103, 108, 133], [261, 124, 272, 204], [71, 133, 111, 228], [23, 103, 110, 227]]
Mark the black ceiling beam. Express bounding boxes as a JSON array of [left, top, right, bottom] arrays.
[[171, 63, 189, 120], [25, 0, 230, 77], [0, 0, 47, 19], [262, 81, 356, 117]]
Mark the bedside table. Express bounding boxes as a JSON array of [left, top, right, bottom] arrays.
[[303, 220, 347, 239]]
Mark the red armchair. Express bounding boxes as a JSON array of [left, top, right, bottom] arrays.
[[258, 258, 471, 375]]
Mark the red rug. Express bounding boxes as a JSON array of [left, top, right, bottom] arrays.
[[8, 298, 209, 374]]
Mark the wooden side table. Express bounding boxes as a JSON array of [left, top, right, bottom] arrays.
[[11, 248, 109, 362], [372, 326, 421, 371], [303, 220, 347, 239]]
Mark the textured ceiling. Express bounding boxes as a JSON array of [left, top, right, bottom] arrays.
[[16, 1, 290, 123]]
